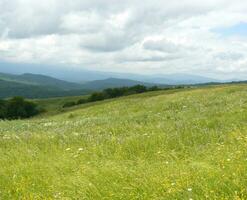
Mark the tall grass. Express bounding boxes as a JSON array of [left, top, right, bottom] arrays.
[[0, 85, 247, 199]]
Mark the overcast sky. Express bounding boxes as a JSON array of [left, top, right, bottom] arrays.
[[0, 0, 247, 78]]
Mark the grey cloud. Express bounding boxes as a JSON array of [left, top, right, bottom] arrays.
[[214, 52, 244, 60], [143, 39, 181, 53], [0, 0, 227, 39], [117, 54, 180, 63], [0, 0, 247, 77]]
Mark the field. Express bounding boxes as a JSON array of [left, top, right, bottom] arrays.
[[1, 85, 247, 199]]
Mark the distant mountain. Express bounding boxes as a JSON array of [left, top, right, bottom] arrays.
[[0, 72, 163, 99], [0, 79, 90, 99], [80, 78, 159, 91], [0, 72, 83, 90], [142, 73, 219, 85], [1, 69, 244, 99], [0, 62, 224, 84]]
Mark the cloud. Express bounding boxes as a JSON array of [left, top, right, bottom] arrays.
[[0, 0, 247, 78], [214, 52, 244, 61], [143, 39, 183, 53]]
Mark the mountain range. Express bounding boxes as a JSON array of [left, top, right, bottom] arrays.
[[0, 62, 222, 84], [0, 67, 240, 99], [0, 72, 159, 98]]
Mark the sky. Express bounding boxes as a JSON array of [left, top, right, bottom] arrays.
[[0, 0, 247, 79]]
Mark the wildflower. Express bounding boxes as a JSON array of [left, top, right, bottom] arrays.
[[73, 132, 79, 136], [188, 188, 192, 192], [65, 148, 71, 151], [78, 148, 84, 151], [227, 158, 231, 162], [171, 182, 175, 186]]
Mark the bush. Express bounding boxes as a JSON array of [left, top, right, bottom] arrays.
[[0, 97, 40, 120], [62, 85, 163, 109], [103, 88, 127, 98], [149, 86, 160, 91], [129, 85, 147, 93], [0, 99, 7, 119], [88, 92, 106, 102], [77, 98, 88, 105], [63, 101, 76, 108]]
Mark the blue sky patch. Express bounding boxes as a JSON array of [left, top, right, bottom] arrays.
[[213, 22, 247, 37]]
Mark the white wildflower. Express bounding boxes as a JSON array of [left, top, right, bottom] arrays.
[[78, 148, 84, 151]]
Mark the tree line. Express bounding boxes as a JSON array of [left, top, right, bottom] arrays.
[[63, 85, 165, 108], [0, 97, 41, 120]]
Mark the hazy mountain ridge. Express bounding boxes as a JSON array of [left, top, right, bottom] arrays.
[[0, 79, 91, 99], [80, 78, 161, 91], [0, 62, 225, 84], [0, 72, 83, 90], [0, 71, 240, 99], [0, 72, 160, 99]]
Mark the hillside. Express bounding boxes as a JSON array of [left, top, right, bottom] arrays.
[[1, 85, 247, 199], [0, 72, 164, 98], [0, 63, 223, 84], [0, 79, 90, 99], [80, 78, 160, 91], [143, 73, 219, 85], [0, 72, 83, 90]]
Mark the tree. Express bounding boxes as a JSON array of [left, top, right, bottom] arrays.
[[88, 92, 106, 102], [0, 100, 7, 119], [129, 85, 147, 93], [6, 97, 39, 119], [63, 101, 76, 108], [77, 99, 88, 105], [149, 86, 160, 91]]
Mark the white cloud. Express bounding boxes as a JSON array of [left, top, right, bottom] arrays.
[[0, 0, 247, 78]]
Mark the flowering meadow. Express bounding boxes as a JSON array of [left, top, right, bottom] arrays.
[[0, 85, 247, 199]]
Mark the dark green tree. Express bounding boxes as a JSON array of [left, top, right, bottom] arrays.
[[0, 100, 7, 119], [6, 97, 39, 119]]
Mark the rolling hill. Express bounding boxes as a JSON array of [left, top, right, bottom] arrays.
[[0, 79, 90, 99], [142, 73, 219, 85], [1, 84, 247, 199], [0, 62, 225, 84], [80, 78, 160, 90], [0, 72, 83, 90], [0, 72, 163, 98]]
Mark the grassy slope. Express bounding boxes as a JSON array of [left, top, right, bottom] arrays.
[[0, 85, 247, 199], [33, 95, 89, 116]]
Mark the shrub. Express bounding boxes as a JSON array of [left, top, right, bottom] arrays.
[[62, 85, 163, 109], [103, 88, 127, 98], [149, 86, 160, 91], [0, 97, 40, 120], [77, 98, 88, 105], [129, 85, 147, 93], [63, 101, 76, 108], [0, 99, 7, 119], [88, 92, 106, 102]]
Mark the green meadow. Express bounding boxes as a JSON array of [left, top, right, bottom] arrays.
[[1, 85, 247, 199]]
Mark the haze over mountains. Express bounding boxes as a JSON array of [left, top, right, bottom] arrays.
[[0, 62, 224, 85], [0, 61, 229, 84], [0, 72, 158, 99], [0, 64, 242, 99]]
